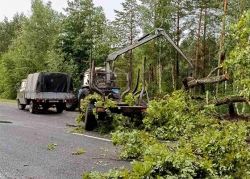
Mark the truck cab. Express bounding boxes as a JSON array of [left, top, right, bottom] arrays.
[[17, 79, 28, 108]]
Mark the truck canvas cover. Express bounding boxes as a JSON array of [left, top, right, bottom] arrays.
[[25, 72, 73, 93]]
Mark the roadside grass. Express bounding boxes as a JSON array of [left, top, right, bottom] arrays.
[[0, 99, 16, 103]]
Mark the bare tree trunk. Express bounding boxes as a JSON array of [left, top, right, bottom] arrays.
[[202, 8, 207, 78], [174, 0, 181, 90], [149, 64, 153, 85], [158, 40, 162, 94], [201, 8, 207, 93], [216, 0, 228, 94], [129, 12, 133, 90], [195, 6, 203, 78]]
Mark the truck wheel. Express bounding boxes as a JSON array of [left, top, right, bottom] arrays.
[[85, 102, 97, 131], [56, 103, 65, 113], [79, 88, 90, 113], [65, 96, 78, 111], [29, 100, 37, 113], [18, 100, 26, 110]]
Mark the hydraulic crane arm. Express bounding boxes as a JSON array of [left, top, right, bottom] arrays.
[[106, 28, 193, 74]]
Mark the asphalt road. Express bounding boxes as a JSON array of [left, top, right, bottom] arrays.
[[0, 102, 131, 179]]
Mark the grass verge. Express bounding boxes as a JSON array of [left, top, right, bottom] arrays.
[[0, 99, 16, 103]]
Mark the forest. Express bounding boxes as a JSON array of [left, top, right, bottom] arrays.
[[1, 0, 250, 178]]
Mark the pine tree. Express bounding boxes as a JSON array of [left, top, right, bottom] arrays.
[[113, 0, 141, 89], [59, 0, 107, 86]]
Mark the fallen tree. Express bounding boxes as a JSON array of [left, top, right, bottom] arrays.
[[182, 74, 230, 90], [182, 66, 230, 90], [199, 96, 248, 116]]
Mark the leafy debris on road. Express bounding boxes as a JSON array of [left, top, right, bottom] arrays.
[[47, 143, 58, 150], [100, 147, 109, 157], [94, 160, 108, 167], [68, 126, 85, 134], [72, 148, 85, 155]]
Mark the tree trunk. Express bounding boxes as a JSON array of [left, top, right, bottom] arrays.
[[195, 5, 203, 78], [174, 0, 181, 90], [201, 8, 207, 93], [202, 8, 207, 78], [199, 96, 247, 116], [216, 0, 228, 94], [183, 74, 230, 89], [129, 11, 133, 90], [158, 49, 162, 94]]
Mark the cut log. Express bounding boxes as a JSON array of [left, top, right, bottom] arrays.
[[182, 74, 230, 90]]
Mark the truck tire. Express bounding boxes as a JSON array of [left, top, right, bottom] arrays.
[[85, 102, 97, 131], [29, 100, 38, 113], [79, 88, 90, 113], [56, 103, 65, 113], [17, 100, 26, 110], [65, 96, 78, 111]]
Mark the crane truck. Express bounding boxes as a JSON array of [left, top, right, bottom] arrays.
[[77, 28, 194, 131]]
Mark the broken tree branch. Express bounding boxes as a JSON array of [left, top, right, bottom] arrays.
[[207, 66, 223, 77]]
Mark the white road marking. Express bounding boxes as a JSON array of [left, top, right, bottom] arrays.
[[72, 133, 112, 142]]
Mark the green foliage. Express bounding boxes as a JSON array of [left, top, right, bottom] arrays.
[[130, 143, 215, 179], [47, 143, 58, 150], [83, 167, 131, 179], [124, 93, 137, 106], [223, 10, 250, 98], [76, 93, 101, 123], [68, 126, 85, 134], [183, 121, 250, 178], [58, 0, 108, 88], [143, 90, 216, 141], [72, 148, 85, 155], [76, 92, 134, 134], [1, 0, 250, 178], [113, 0, 140, 47], [111, 129, 157, 159], [0, 0, 64, 99], [84, 90, 250, 178], [0, 14, 25, 53], [96, 99, 132, 134]]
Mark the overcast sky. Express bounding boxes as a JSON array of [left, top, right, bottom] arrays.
[[0, 0, 123, 22]]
